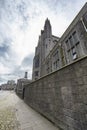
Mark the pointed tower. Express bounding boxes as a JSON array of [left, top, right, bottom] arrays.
[[43, 18, 53, 58], [44, 18, 52, 38], [24, 72, 28, 79]]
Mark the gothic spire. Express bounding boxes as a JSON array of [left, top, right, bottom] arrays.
[[44, 18, 52, 38]]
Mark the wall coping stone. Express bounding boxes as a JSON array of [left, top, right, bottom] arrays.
[[24, 55, 87, 87]]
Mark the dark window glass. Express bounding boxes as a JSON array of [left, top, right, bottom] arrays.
[[46, 44, 47, 48], [35, 71, 38, 76], [72, 31, 79, 44], [65, 40, 70, 50], [35, 55, 39, 68], [72, 47, 77, 60], [69, 36, 74, 48]]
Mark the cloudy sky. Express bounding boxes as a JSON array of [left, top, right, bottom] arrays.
[[0, 0, 86, 84]]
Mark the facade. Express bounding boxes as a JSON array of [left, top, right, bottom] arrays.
[[32, 3, 87, 81], [32, 18, 60, 80], [16, 72, 32, 99], [61, 3, 87, 64]]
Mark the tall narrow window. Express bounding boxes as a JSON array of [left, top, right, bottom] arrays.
[[69, 36, 74, 48], [35, 71, 38, 76], [72, 31, 79, 44], [35, 55, 39, 68], [72, 47, 77, 60], [46, 44, 47, 48], [65, 40, 70, 51]]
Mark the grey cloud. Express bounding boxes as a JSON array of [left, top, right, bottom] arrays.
[[0, 77, 5, 82], [0, 45, 9, 57], [12, 65, 32, 80], [0, 0, 86, 85], [0, 38, 12, 59], [22, 53, 34, 67], [11, 53, 35, 79], [0, 73, 18, 85], [0, 66, 25, 85], [0, 44, 9, 52], [0, 74, 11, 84], [0, 0, 30, 27], [17, 1, 27, 15], [13, 66, 24, 75], [0, 0, 5, 8]]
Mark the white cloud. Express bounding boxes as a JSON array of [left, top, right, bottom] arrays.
[[0, 0, 87, 84], [0, 62, 12, 75]]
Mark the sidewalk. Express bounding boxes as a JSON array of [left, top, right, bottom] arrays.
[[0, 91, 59, 130]]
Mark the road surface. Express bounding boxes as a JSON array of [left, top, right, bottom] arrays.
[[0, 91, 59, 130]]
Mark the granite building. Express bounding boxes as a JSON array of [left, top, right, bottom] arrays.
[[16, 72, 32, 99], [32, 18, 61, 80], [23, 3, 87, 130], [32, 3, 87, 81], [61, 3, 87, 64]]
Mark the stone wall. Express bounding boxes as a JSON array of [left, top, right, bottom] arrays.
[[16, 78, 32, 99], [24, 56, 87, 130]]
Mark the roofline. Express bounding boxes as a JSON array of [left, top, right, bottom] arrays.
[[59, 2, 87, 42], [52, 35, 60, 39]]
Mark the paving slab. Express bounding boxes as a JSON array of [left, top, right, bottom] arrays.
[[0, 91, 60, 130]]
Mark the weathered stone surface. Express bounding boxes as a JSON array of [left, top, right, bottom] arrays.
[[0, 91, 59, 130], [24, 56, 87, 130], [0, 107, 20, 130]]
